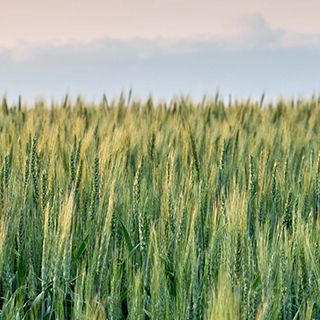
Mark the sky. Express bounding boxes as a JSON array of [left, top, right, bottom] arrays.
[[1, 0, 320, 102]]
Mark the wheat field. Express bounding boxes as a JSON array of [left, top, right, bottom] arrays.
[[0, 95, 319, 319]]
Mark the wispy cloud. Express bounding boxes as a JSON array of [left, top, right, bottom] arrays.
[[1, 14, 319, 101], [2, 14, 320, 62], [240, 14, 320, 49]]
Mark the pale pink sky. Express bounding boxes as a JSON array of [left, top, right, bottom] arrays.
[[1, 0, 320, 47]]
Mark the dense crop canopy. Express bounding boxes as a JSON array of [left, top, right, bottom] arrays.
[[0, 95, 319, 319]]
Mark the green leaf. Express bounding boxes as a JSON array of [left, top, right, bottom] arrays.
[[119, 219, 134, 252], [75, 233, 89, 261], [31, 291, 45, 309]]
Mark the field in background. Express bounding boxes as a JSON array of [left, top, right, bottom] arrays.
[[0, 95, 320, 319]]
